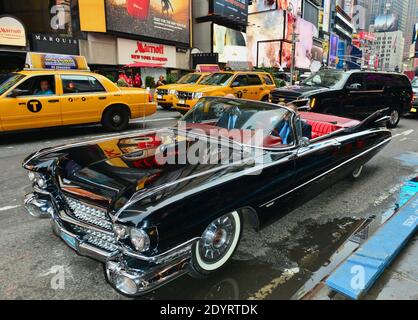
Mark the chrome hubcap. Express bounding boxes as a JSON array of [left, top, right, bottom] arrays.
[[113, 114, 122, 124], [390, 110, 399, 125], [199, 214, 236, 263]]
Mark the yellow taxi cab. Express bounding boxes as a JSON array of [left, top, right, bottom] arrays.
[[172, 71, 276, 114], [0, 53, 157, 133], [154, 72, 210, 110]]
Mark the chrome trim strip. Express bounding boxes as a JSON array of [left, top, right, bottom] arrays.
[[260, 137, 392, 208], [121, 237, 200, 263], [51, 219, 114, 263], [115, 129, 391, 221], [57, 209, 115, 236]]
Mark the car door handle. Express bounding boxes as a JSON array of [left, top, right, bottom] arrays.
[[19, 102, 26, 106], [48, 99, 60, 103], [99, 97, 107, 100]]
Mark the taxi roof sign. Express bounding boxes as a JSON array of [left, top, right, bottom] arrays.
[[196, 64, 220, 73], [25, 52, 90, 71], [226, 61, 253, 71]]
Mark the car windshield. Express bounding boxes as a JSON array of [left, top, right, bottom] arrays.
[[0, 73, 25, 95], [302, 71, 346, 89], [199, 73, 234, 86], [177, 73, 202, 84], [181, 97, 295, 148], [412, 78, 418, 88]]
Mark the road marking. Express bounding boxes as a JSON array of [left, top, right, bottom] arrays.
[[247, 268, 300, 300], [0, 205, 21, 212], [393, 129, 414, 139], [131, 117, 179, 124]]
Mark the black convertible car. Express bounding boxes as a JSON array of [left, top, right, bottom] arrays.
[[22, 97, 391, 297]]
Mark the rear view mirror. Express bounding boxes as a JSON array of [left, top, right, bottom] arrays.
[[9, 89, 30, 98], [231, 81, 239, 87]]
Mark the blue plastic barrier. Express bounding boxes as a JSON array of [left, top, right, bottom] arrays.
[[326, 178, 418, 300]]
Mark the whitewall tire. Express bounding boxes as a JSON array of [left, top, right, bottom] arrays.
[[190, 211, 242, 277]]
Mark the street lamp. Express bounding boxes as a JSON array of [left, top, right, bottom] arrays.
[[288, 3, 299, 85]]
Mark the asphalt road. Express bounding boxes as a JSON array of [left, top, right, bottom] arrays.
[[0, 110, 417, 300]]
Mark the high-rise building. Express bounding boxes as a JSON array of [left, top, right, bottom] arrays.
[[353, 0, 372, 31], [369, 0, 417, 59]]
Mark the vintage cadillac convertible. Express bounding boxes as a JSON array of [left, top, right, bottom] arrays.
[[22, 97, 391, 297]]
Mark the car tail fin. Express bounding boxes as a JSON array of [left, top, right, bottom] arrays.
[[347, 108, 391, 133]]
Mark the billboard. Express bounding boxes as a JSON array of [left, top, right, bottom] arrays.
[[212, 0, 248, 24], [257, 41, 282, 68], [294, 18, 318, 69], [248, 0, 277, 14], [117, 38, 177, 68], [247, 9, 285, 67], [213, 24, 248, 63], [413, 23, 418, 44], [106, 0, 191, 45], [329, 33, 339, 67], [374, 14, 398, 32]]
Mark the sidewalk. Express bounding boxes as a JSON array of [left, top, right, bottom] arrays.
[[365, 234, 418, 300]]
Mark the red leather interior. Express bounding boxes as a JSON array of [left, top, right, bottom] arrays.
[[263, 135, 283, 148], [307, 121, 339, 139]]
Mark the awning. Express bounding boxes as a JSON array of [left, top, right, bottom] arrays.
[[124, 62, 166, 68]]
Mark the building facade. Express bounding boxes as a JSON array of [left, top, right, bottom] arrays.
[[375, 30, 404, 71], [0, 0, 193, 84]]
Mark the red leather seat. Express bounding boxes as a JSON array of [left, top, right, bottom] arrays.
[[307, 121, 338, 139]]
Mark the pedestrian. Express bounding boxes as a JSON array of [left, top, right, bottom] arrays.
[[117, 71, 129, 87], [156, 75, 167, 87], [133, 73, 142, 88]]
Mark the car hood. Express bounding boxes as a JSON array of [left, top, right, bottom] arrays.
[[176, 84, 224, 93], [272, 85, 329, 97], [24, 128, 263, 212], [157, 84, 195, 90]]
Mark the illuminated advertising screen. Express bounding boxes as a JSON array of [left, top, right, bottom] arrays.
[[248, 0, 277, 14], [106, 0, 191, 45], [294, 18, 317, 69], [212, 0, 248, 24], [374, 14, 398, 32], [329, 33, 339, 67], [213, 24, 248, 63], [257, 41, 282, 68], [247, 9, 285, 67]]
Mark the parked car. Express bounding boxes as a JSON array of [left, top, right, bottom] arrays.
[[23, 97, 391, 297], [172, 71, 276, 114], [410, 77, 418, 115], [270, 69, 413, 128], [154, 72, 210, 110]]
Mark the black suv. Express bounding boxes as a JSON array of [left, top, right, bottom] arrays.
[[270, 70, 412, 128]]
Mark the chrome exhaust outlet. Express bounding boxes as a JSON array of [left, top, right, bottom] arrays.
[[24, 193, 53, 219]]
